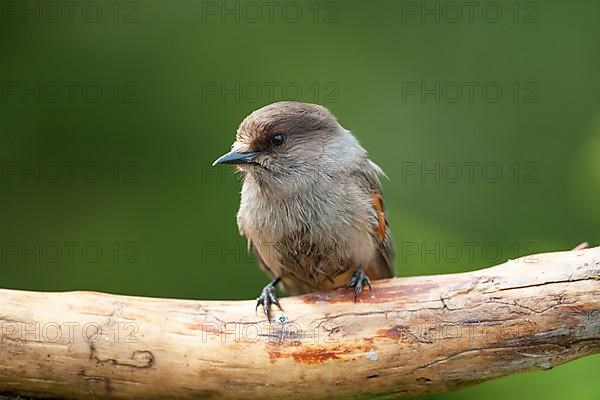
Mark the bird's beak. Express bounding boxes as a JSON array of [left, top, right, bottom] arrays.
[[212, 150, 261, 166]]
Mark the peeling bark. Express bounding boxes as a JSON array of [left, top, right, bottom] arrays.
[[0, 247, 598, 399]]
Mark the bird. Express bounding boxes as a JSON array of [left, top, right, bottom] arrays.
[[212, 101, 395, 321]]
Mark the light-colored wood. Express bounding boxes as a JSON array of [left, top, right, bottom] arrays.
[[0, 247, 599, 399]]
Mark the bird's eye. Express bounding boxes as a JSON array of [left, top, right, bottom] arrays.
[[271, 134, 285, 146]]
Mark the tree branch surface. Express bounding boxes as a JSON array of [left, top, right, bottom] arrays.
[[0, 247, 599, 399]]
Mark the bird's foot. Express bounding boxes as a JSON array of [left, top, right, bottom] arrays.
[[256, 278, 282, 322], [346, 267, 372, 302]]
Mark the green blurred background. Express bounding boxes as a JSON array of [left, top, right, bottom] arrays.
[[1, 0, 599, 398]]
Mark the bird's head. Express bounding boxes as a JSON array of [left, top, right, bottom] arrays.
[[213, 101, 363, 186]]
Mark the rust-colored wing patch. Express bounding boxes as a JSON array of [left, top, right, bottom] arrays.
[[371, 193, 386, 241]]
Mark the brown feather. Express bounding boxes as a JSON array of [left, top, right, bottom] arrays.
[[371, 193, 386, 241]]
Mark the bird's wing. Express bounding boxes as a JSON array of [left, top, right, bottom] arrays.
[[357, 160, 396, 280], [368, 191, 396, 279]]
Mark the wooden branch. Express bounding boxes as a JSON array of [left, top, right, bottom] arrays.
[[0, 247, 599, 399]]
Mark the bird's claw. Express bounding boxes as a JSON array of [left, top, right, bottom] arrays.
[[256, 281, 282, 322], [346, 267, 372, 302]]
